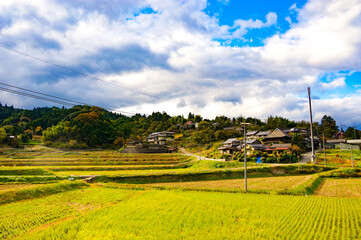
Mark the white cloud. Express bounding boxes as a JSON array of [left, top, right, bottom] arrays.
[[0, 0, 361, 125], [320, 77, 346, 89]]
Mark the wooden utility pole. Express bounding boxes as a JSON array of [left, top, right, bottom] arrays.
[[241, 123, 250, 192], [323, 133, 326, 166], [308, 87, 315, 164]]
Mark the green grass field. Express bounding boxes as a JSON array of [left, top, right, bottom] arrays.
[[0, 188, 358, 240], [0, 147, 360, 239]]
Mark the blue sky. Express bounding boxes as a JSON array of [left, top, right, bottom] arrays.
[[0, 0, 360, 127]]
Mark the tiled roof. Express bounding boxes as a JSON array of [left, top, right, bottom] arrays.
[[265, 128, 291, 139]]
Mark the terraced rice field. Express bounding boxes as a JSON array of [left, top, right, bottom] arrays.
[[0, 187, 135, 239], [2, 188, 358, 240], [0, 151, 190, 166], [314, 178, 361, 198], [145, 175, 313, 190], [315, 149, 361, 167], [0, 184, 45, 193]]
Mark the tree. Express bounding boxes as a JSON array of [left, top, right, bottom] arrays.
[[0, 128, 6, 143], [291, 133, 306, 151], [344, 127, 361, 139], [319, 115, 338, 138]]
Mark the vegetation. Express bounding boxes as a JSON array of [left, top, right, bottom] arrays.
[[0, 146, 360, 238], [0, 104, 347, 150], [144, 175, 313, 190], [0, 181, 88, 204], [315, 149, 361, 167], [314, 178, 361, 198], [0, 187, 136, 239], [21, 190, 361, 240]]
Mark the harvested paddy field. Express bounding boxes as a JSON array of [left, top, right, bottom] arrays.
[[145, 175, 313, 190], [0, 184, 45, 193], [314, 178, 361, 198], [9, 188, 361, 240]]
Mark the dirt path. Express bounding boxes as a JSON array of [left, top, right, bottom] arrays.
[[179, 147, 225, 161]]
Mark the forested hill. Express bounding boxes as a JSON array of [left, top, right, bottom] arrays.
[[0, 104, 348, 149]]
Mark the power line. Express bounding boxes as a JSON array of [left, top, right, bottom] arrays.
[[0, 44, 160, 100], [0, 86, 75, 107], [0, 84, 135, 115], [0, 82, 86, 105]]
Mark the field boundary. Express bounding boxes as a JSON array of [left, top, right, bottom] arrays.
[[0, 180, 88, 204], [92, 165, 335, 184]]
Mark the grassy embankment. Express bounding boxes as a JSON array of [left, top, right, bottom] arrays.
[[315, 149, 361, 167]]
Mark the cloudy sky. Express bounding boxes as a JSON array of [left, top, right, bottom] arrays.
[[0, 0, 360, 126]]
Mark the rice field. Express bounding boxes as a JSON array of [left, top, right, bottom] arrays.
[[315, 149, 361, 167], [0, 183, 45, 193], [314, 178, 361, 198], [144, 175, 313, 190], [8, 188, 360, 240], [0, 150, 191, 166], [0, 187, 136, 239]]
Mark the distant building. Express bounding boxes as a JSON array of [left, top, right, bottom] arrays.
[[264, 128, 292, 144], [218, 138, 241, 155], [256, 130, 272, 138], [146, 131, 174, 145], [246, 130, 259, 139]]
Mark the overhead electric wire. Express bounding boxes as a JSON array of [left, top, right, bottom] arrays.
[[0, 84, 135, 115], [0, 44, 160, 100], [0, 86, 76, 107], [0, 82, 86, 105]]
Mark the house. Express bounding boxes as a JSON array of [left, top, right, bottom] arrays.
[[246, 130, 259, 139], [218, 138, 241, 155], [265, 143, 292, 154], [326, 139, 360, 150], [345, 139, 361, 150], [184, 121, 194, 128], [287, 128, 310, 137], [238, 140, 269, 154], [256, 130, 272, 138], [146, 131, 174, 145], [219, 138, 269, 155], [264, 128, 292, 144]]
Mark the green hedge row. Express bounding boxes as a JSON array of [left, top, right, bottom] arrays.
[[0, 181, 88, 204]]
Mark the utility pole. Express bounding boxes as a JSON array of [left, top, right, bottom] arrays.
[[323, 133, 326, 166], [241, 122, 250, 192], [308, 87, 315, 164], [340, 123, 343, 152], [351, 146, 354, 168]]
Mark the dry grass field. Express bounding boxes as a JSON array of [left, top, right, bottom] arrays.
[[145, 175, 313, 190], [314, 178, 361, 198]]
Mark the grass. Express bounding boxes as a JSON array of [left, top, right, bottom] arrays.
[[21, 189, 361, 240], [314, 178, 361, 198], [0, 147, 361, 239], [0, 180, 88, 204], [315, 149, 361, 167], [0, 187, 138, 239], [143, 175, 313, 190], [0, 184, 46, 193]]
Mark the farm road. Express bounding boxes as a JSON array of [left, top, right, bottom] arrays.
[[180, 147, 319, 165], [179, 148, 225, 162]]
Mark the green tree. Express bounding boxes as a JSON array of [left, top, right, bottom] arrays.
[[0, 128, 6, 143], [319, 115, 338, 138], [291, 133, 306, 151], [344, 127, 360, 139]]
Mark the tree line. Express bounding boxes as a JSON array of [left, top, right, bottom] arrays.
[[0, 103, 358, 149]]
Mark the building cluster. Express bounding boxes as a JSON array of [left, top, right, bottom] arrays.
[[218, 128, 313, 155], [145, 131, 175, 145]]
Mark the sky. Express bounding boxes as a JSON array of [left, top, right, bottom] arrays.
[[0, 0, 360, 127]]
